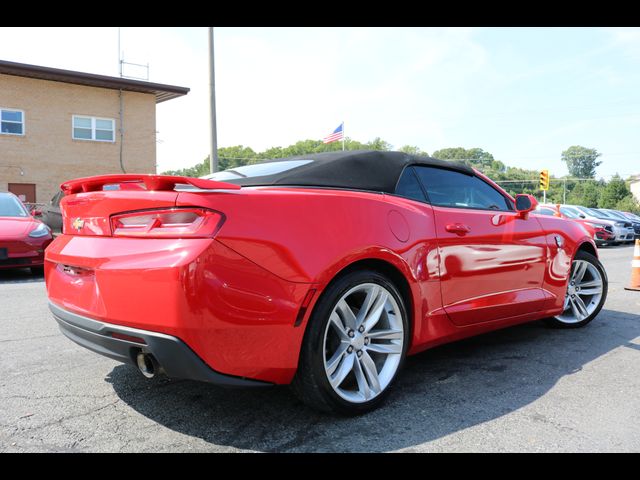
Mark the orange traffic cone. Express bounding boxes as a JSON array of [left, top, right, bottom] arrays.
[[625, 239, 640, 291]]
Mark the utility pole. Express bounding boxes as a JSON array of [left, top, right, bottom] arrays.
[[208, 27, 219, 174]]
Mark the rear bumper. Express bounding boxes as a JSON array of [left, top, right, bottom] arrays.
[[50, 301, 270, 387], [45, 235, 313, 384]]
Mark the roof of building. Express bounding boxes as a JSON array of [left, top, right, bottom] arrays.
[[0, 59, 189, 103], [215, 150, 473, 193]]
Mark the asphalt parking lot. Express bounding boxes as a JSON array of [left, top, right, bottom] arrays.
[[1, 245, 640, 452]]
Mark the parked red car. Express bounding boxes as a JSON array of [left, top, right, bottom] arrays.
[[45, 151, 608, 414], [0, 192, 53, 273], [534, 204, 616, 246]]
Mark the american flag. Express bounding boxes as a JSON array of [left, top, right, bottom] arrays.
[[323, 123, 344, 144]]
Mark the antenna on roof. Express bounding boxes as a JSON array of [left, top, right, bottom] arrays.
[[117, 27, 149, 81]]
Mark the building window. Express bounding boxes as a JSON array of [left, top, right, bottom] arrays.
[[72, 115, 115, 142], [1, 108, 24, 135]]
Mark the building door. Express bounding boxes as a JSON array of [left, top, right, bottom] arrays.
[[8, 183, 36, 203]]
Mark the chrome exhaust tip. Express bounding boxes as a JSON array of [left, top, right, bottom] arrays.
[[136, 352, 158, 379]]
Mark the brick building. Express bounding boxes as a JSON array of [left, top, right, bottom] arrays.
[[0, 60, 189, 203]]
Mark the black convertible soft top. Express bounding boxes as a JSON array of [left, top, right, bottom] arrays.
[[220, 150, 474, 193]]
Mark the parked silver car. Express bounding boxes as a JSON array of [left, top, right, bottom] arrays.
[[593, 208, 636, 244], [39, 190, 63, 234], [561, 204, 632, 245]]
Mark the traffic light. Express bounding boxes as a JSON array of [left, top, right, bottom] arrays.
[[539, 169, 550, 191]]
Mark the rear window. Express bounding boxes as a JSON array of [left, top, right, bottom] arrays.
[[51, 191, 63, 206], [204, 159, 313, 181]]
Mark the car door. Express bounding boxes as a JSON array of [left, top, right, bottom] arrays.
[[412, 166, 548, 326]]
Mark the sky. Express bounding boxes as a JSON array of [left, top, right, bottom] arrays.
[[1, 27, 640, 179]]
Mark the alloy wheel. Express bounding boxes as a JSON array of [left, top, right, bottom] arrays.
[[554, 259, 604, 324], [322, 283, 404, 403]]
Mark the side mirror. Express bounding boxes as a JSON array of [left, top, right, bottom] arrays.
[[32, 209, 42, 217], [515, 194, 538, 218], [579, 214, 586, 219]]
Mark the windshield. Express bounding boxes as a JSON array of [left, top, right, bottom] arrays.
[[559, 206, 581, 219], [602, 210, 629, 221], [536, 207, 557, 216], [578, 206, 607, 219], [203, 159, 313, 181], [0, 194, 28, 217]]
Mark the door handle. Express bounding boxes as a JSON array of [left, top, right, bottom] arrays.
[[445, 223, 471, 235]]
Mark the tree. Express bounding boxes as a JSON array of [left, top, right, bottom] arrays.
[[431, 147, 495, 170], [561, 146, 602, 178], [399, 145, 429, 156], [598, 174, 630, 209], [566, 180, 601, 207], [615, 195, 640, 215], [162, 136, 394, 178], [365, 137, 392, 151]]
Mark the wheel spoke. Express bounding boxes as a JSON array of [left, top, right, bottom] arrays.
[[367, 329, 403, 340], [359, 352, 381, 394], [366, 342, 402, 354], [569, 297, 583, 320], [352, 356, 372, 400], [572, 261, 588, 283], [363, 290, 388, 333], [578, 279, 601, 288], [329, 312, 350, 341], [574, 295, 590, 318], [336, 300, 357, 331], [355, 285, 379, 328], [329, 353, 354, 389], [579, 286, 602, 296], [325, 343, 349, 376]]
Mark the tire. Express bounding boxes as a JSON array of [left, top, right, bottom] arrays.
[[544, 250, 607, 329], [291, 269, 409, 415]]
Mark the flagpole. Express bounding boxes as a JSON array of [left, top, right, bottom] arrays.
[[342, 121, 345, 151]]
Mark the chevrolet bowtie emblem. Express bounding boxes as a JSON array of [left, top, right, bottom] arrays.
[[72, 218, 85, 230]]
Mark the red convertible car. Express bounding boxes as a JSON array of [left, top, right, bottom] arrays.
[[45, 151, 608, 414], [1, 191, 53, 273]]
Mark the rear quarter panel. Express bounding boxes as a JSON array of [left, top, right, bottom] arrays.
[[176, 188, 444, 346]]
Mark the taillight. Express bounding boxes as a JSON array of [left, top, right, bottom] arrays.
[[110, 208, 224, 238]]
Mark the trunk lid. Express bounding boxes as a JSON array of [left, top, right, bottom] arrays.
[[58, 174, 240, 236], [62, 190, 180, 236]]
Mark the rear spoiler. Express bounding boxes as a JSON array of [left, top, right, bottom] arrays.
[[60, 174, 241, 195]]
